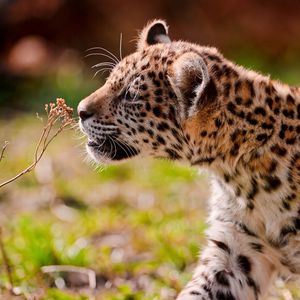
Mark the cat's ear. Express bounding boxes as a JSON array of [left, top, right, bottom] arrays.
[[168, 52, 215, 120], [137, 19, 171, 51]]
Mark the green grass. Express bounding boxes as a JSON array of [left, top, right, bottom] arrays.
[[0, 118, 297, 300], [0, 116, 207, 299]]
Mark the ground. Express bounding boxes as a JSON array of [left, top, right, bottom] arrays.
[[0, 116, 207, 299], [0, 116, 300, 300]]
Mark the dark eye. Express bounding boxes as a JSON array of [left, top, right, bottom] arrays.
[[124, 90, 134, 101], [122, 89, 139, 102]]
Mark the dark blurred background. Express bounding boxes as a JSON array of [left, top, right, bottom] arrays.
[[1, 0, 300, 113]]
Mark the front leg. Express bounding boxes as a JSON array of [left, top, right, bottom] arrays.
[[177, 221, 277, 300]]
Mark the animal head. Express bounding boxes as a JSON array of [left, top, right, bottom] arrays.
[[78, 20, 221, 164]]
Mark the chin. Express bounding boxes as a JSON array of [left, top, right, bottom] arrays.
[[85, 140, 140, 165]]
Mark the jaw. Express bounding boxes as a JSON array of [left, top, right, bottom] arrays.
[[85, 139, 140, 165]]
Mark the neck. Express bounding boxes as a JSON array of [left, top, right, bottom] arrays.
[[183, 61, 300, 201]]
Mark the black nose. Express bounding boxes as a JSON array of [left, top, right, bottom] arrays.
[[79, 109, 94, 121], [77, 101, 95, 121]]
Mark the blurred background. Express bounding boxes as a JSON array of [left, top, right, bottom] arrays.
[[1, 1, 300, 299], [2, 0, 300, 113]]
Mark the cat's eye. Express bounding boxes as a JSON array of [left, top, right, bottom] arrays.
[[122, 77, 141, 102], [124, 90, 135, 101], [123, 89, 139, 102]]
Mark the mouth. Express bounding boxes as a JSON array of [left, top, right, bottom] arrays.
[[87, 138, 140, 161]]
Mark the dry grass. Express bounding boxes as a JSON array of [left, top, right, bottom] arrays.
[[0, 98, 73, 188]]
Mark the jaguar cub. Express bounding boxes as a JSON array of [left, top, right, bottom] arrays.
[[78, 20, 300, 300]]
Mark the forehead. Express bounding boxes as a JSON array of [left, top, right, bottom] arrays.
[[107, 43, 179, 90]]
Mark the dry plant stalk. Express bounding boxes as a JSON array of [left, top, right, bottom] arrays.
[[0, 98, 74, 188], [0, 141, 8, 162], [0, 99, 73, 295]]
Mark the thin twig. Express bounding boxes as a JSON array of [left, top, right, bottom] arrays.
[[0, 141, 8, 162], [0, 128, 65, 188], [0, 98, 74, 189]]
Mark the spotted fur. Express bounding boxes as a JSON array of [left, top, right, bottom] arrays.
[[78, 20, 300, 299]]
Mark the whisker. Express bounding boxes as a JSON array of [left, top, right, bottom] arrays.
[[114, 139, 132, 159], [71, 121, 80, 128], [76, 140, 87, 148], [123, 140, 137, 157], [95, 163, 106, 173], [73, 129, 84, 137], [92, 62, 116, 69], [85, 53, 119, 65], [120, 135, 142, 158], [86, 47, 120, 64], [133, 81, 141, 101], [73, 134, 86, 141], [97, 124, 118, 129], [119, 33, 123, 60], [107, 136, 115, 160], [115, 138, 136, 158], [71, 128, 85, 137], [129, 36, 139, 45], [95, 138, 106, 149], [109, 136, 117, 159], [93, 67, 114, 79], [114, 138, 130, 158], [96, 130, 119, 135]]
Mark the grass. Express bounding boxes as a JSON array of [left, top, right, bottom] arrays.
[[0, 119, 299, 300], [0, 116, 207, 299]]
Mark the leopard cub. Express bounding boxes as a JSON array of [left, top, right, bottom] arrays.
[[78, 20, 300, 300]]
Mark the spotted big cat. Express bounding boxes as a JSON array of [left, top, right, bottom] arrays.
[[78, 20, 300, 300]]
